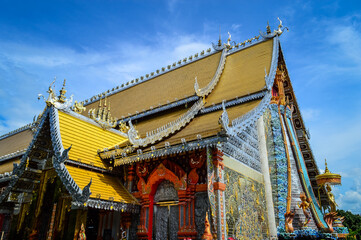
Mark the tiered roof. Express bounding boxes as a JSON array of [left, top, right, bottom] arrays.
[[0, 22, 326, 216], [95, 34, 277, 167]]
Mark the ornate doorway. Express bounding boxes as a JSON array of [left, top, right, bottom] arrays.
[[153, 180, 179, 240]]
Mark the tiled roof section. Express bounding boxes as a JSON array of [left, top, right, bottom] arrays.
[[0, 129, 33, 159], [204, 39, 273, 106], [0, 158, 20, 174], [141, 98, 262, 151], [135, 108, 189, 138], [84, 51, 222, 119], [58, 110, 128, 169], [66, 165, 138, 204]]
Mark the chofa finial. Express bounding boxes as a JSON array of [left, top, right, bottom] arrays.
[[260, 18, 289, 39], [38, 78, 73, 110]]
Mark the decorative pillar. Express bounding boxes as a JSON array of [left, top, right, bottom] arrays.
[[127, 164, 135, 193], [257, 116, 278, 239], [46, 203, 57, 240], [136, 194, 150, 240], [275, 67, 286, 105], [97, 211, 105, 240], [212, 146, 226, 240]]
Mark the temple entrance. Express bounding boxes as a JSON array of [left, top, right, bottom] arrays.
[[85, 209, 99, 240], [152, 180, 179, 240]]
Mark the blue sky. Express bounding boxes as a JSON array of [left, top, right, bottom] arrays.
[[0, 0, 360, 213]]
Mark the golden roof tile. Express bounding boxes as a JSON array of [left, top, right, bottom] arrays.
[[205, 39, 273, 106], [58, 111, 128, 169], [66, 165, 138, 204], [84, 51, 222, 119], [0, 129, 33, 159]]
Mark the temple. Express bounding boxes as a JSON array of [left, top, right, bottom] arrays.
[[0, 21, 349, 240]]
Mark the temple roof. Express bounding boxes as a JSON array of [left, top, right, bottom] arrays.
[[0, 106, 138, 212], [83, 38, 273, 120], [66, 165, 138, 204], [96, 36, 277, 163], [51, 108, 138, 210], [57, 110, 127, 169], [204, 39, 272, 106], [141, 99, 262, 149], [0, 127, 33, 162], [85, 51, 222, 119]]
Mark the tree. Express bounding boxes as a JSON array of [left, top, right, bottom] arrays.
[[337, 210, 361, 240]]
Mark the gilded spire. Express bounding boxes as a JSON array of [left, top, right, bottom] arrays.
[[266, 21, 271, 34], [218, 26, 222, 47], [38, 78, 73, 110], [325, 158, 330, 173], [58, 79, 67, 103], [88, 97, 117, 129]]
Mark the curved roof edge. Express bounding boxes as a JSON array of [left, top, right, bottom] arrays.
[[0, 107, 50, 203], [49, 107, 138, 212], [81, 33, 274, 108]]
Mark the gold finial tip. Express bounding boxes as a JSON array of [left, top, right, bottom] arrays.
[[324, 158, 330, 173], [218, 25, 222, 46], [266, 21, 271, 34]]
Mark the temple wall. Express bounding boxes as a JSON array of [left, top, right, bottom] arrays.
[[222, 124, 262, 172], [223, 155, 269, 240]]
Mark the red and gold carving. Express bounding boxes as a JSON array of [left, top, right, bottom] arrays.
[[143, 163, 186, 194], [213, 182, 226, 191]]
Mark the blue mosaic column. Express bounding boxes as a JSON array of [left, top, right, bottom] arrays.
[[268, 104, 288, 231]]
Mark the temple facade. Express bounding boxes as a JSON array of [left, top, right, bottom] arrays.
[[0, 21, 348, 239]]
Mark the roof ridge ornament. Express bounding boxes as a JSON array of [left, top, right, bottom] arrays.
[[194, 47, 227, 97], [127, 98, 205, 148], [88, 95, 117, 129], [260, 18, 289, 39], [219, 101, 230, 131], [38, 78, 74, 110], [212, 31, 234, 51]]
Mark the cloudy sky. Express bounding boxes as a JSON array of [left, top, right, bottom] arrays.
[[0, 0, 360, 213]]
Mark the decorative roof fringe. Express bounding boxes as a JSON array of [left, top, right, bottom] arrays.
[[113, 136, 224, 166], [219, 91, 272, 137], [82, 47, 216, 107], [265, 36, 280, 90], [194, 48, 227, 97], [127, 98, 205, 148], [0, 123, 36, 141], [81, 25, 281, 108], [50, 107, 93, 203], [0, 107, 50, 203]]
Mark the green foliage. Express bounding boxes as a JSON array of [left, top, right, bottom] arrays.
[[337, 209, 361, 240]]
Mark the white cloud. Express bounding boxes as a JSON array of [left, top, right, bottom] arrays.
[[337, 175, 361, 213], [300, 108, 320, 121], [0, 32, 211, 135], [231, 24, 241, 31]]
